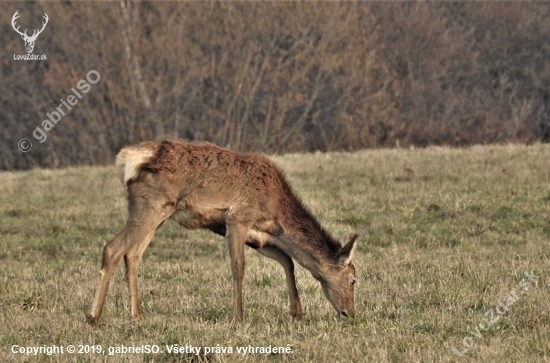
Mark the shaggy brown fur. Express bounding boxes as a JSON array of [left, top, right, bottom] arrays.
[[87, 140, 358, 324]]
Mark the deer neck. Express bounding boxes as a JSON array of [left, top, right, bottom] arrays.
[[274, 205, 341, 281]]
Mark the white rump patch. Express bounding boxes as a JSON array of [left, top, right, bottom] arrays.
[[116, 147, 155, 185]]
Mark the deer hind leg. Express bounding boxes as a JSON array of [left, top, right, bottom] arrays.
[[87, 207, 169, 326], [226, 223, 249, 322], [256, 245, 303, 319], [124, 225, 160, 322]]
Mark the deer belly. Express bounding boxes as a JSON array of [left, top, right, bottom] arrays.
[[170, 208, 225, 230]]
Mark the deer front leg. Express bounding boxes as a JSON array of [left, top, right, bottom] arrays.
[[226, 223, 248, 322], [257, 245, 302, 319]]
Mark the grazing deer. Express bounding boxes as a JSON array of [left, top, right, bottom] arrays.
[[87, 140, 358, 324]]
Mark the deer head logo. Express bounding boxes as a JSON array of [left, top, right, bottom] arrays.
[[11, 10, 49, 54]]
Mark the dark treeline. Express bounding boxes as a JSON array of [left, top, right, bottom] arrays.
[[1, 2, 549, 170]]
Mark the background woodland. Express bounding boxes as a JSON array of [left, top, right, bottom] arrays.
[[1, 1, 549, 169]]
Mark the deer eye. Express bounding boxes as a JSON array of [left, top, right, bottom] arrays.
[[351, 279, 357, 286]]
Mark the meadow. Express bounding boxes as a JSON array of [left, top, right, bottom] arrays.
[[1, 144, 549, 362]]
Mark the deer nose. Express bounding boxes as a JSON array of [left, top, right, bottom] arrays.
[[339, 309, 355, 318]]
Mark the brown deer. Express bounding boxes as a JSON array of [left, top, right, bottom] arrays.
[[87, 140, 358, 324]]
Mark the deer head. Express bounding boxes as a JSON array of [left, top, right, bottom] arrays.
[[319, 234, 359, 318], [12, 11, 49, 54]]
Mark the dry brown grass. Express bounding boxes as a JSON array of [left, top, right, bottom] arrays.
[[1, 144, 550, 362]]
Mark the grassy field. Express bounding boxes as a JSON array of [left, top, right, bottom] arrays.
[[1, 144, 549, 362]]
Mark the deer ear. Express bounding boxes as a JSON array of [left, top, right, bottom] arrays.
[[337, 234, 358, 266]]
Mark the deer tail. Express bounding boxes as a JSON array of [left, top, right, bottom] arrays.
[[115, 143, 156, 185]]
